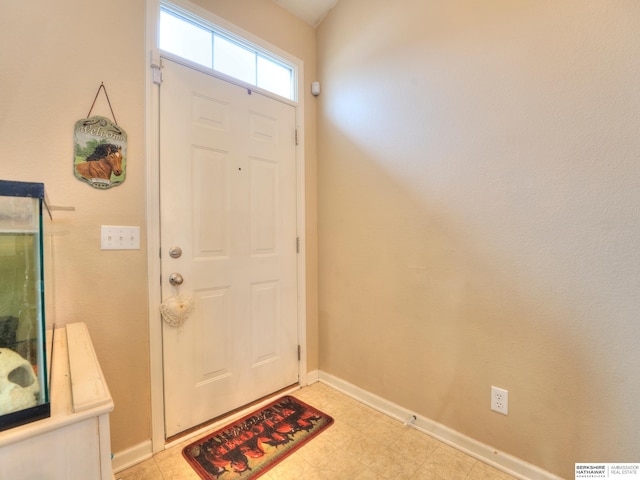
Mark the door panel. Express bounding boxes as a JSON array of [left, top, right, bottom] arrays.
[[192, 147, 228, 257], [160, 59, 298, 437], [250, 158, 278, 254]]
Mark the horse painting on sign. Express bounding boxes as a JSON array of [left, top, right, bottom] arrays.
[[74, 143, 125, 189], [73, 115, 127, 189]]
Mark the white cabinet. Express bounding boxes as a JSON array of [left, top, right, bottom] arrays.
[[0, 323, 114, 480]]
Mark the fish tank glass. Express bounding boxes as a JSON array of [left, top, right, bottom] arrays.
[[0, 180, 51, 431]]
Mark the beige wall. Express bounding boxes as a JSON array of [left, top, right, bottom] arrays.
[[0, 0, 317, 454], [317, 1, 640, 478], [0, 0, 149, 453]]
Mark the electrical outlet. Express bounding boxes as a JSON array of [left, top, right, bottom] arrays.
[[491, 386, 508, 415]]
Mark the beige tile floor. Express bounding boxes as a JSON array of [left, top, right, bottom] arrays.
[[116, 383, 518, 480]]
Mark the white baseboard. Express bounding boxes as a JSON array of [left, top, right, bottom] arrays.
[[305, 369, 320, 385], [318, 371, 564, 480], [112, 440, 153, 474], [112, 373, 561, 479]]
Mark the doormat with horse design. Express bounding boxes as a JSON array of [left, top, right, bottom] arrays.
[[182, 395, 334, 479]]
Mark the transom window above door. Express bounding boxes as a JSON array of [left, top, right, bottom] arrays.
[[159, 5, 296, 101]]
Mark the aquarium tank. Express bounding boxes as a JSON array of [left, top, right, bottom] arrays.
[[0, 180, 51, 431]]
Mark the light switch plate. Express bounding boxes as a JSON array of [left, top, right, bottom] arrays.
[[101, 225, 140, 250]]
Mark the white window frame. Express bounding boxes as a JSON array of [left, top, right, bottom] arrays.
[[157, 0, 299, 104]]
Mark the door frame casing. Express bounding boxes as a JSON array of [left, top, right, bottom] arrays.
[[145, 0, 307, 453]]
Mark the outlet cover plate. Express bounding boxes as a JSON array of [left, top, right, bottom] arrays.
[[491, 386, 509, 415]]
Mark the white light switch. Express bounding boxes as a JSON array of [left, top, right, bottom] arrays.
[[101, 225, 140, 250]]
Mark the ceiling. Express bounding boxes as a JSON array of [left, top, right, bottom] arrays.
[[271, 0, 338, 27]]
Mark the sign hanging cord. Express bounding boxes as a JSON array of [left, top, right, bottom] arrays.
[[86, 82, 118, 125]]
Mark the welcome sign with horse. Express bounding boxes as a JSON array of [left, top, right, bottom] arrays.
[[74, 115, 127, 189]]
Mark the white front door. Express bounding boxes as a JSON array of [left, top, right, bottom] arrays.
[[160, 59, 299, 437]]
